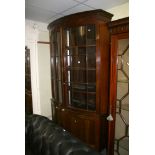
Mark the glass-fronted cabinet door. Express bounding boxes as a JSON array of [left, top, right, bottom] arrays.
[[114, 37, 129, 155], [108, 17, 129, 155], [63, 25, 96, 111], [50, 29, 63, 120]]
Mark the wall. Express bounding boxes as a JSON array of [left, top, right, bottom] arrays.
[[106, 2, 129, 21], [37, 32, 52, 118], [25, 20, 41, 114], [25, 20, 52, 118]]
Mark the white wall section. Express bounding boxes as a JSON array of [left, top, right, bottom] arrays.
[[25, 20, 41, 114], [37, 42, 52, 118], [106, 2, 129, 21], [25, 20, 52, 118]]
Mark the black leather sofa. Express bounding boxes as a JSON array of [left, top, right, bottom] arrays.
[[25, 114, 102, 155]]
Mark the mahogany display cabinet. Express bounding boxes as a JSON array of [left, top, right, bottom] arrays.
[[48, 9, 113, 151]]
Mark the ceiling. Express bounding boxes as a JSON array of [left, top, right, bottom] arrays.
[[25, 0, 128, 23]]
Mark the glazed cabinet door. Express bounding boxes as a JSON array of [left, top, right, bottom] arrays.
[[25, 46, 33, 114], [50, 29, 63, 121], [63, 25, 97, 112], [50, 29, 63, 105]]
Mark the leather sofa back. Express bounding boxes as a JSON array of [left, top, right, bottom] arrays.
[[25, 114, 101, 155]]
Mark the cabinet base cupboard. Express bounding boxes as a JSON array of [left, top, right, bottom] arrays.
[[48, 10, 113, 151]]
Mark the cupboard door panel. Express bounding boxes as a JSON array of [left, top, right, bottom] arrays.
[[69, 113, 99, 149]]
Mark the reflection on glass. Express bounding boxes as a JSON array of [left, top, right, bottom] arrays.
[[71, 55, 86, 68], [67, 30, 69, 46], [58, 81, 62, 103], [87, 25, 96, 45], [72, 91, 87, 109]]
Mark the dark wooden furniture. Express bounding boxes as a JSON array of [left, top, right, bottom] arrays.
[[108, 17, 129, 155], [48, 10, 113, 151], [25, 46, 33, 114]]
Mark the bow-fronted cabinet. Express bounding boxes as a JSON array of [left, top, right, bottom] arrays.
[[48, 9, 113, 151]]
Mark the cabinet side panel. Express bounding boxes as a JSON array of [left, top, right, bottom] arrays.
[[99, 24, 110, 114]]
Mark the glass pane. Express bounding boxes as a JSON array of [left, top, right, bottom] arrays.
[[86, 25, 96, 45], [87, 70, 96, 83], [53, 80, 63, 104], [50, 34, 54, 56], [87, 94, 96, 110], [117, 56, 122, 70], [118, 39, 129, 55], [122, 48, 129, 76], [58, 81, 62, 103], [64, 24, 96, 111], [71, 91, 87, 109], [87, 46, 96, 68], [65, 47, 86, 56], [117, 82, 128, 100], [52, 79, 57, 100], [76, 26, 86, 45], [64, 25, 96, 46], [66, 70, 71, 82], [117, 70, 128, 82], [51, 57, 56, 79], [56, 32, 61, 56], [87, 84, 96, 92], [50, 30, 62, 104], [66, 55, 71, 67], [87, 53, 96, 68], [51, 31, 61, 56], [72, 83, 87, 91], [71, 70, 86, 83], [86, 46, 96, 55], [78, 47, 86, 55], [68, 28, 76, 46], [115, 38, 129, 155], [71, 55, 86, 68], [56, 57, 61, 80]]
